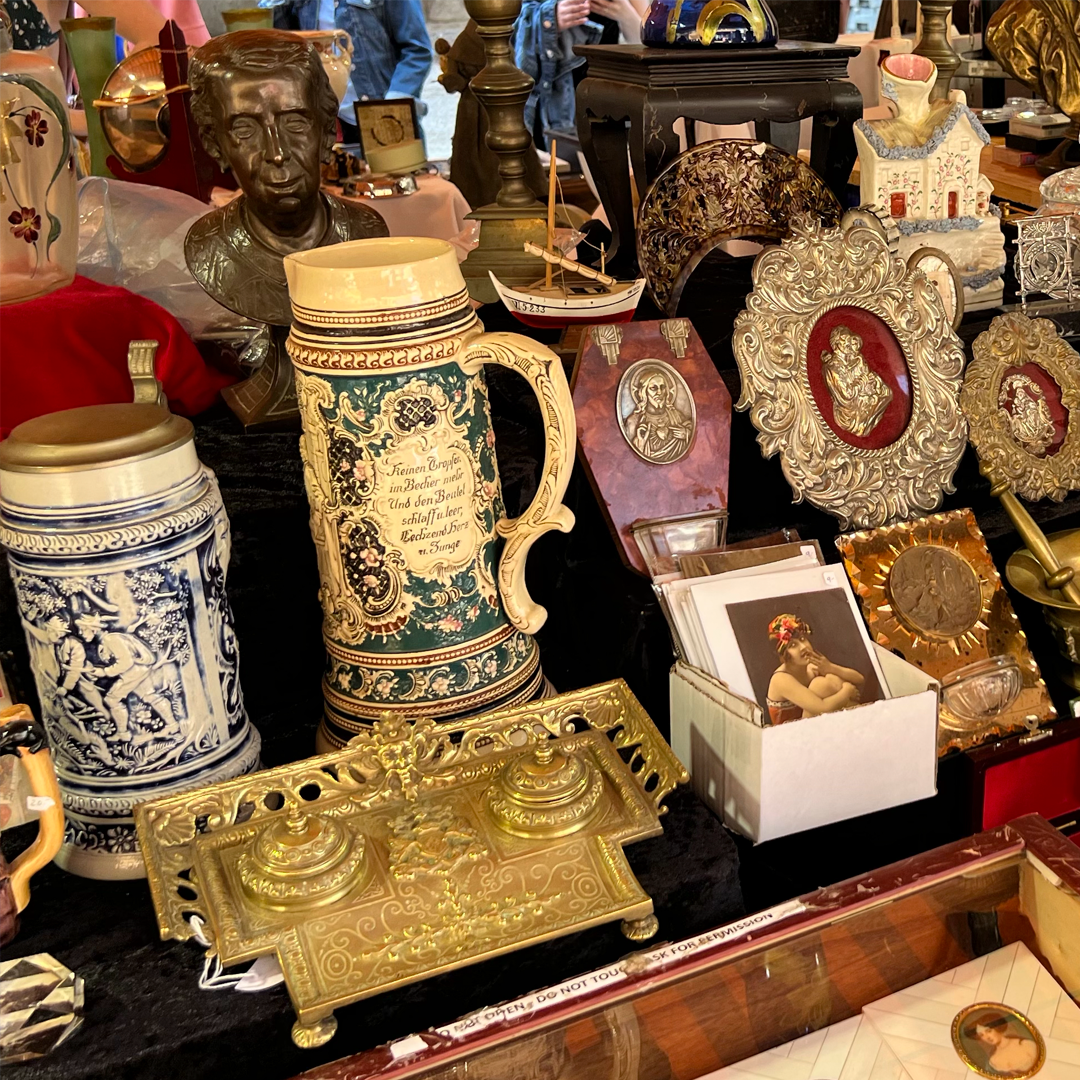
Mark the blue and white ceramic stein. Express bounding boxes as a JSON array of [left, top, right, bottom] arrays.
[[0, 383, 260, 879]]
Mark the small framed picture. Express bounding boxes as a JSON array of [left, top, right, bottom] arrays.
[[353, 97, 419, 155], [686, 564, 889, 724], [951, 1003, 1046, 1080]]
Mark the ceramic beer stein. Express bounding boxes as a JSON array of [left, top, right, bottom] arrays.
[[284, 237, 575, 750], [0, 361, 261, 879]]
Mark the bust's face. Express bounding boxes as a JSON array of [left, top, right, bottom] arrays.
[[211, 68, 322, 216]]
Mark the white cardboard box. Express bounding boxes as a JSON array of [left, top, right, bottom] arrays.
[[669, 647, 939, 843]]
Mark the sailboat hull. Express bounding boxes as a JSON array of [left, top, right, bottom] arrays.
[[488, 273, 645, 329]]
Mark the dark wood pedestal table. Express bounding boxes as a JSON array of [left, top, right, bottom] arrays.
[[573, 42, 862, 275]]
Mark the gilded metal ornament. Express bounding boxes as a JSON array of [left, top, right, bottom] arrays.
[[1006, 527, 1080, 691], [594, 323, 623, 365], [820, 324, 894, 437], [906, 246, 964, 330], [660, 318, 690, 358], [963, 313, 1080, 504], [838, 509, 1055, 753], [636, 140, 843, 316], [1015, 214, 1080, 304], [840, 204, 901, 255], [135, 680, 686, 1049], [733, 219, 968, 529], [616, 359, 696, 465]]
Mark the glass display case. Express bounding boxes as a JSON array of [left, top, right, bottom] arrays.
[[296, 814, 1080, 1080]]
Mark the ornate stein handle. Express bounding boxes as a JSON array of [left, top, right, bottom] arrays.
[[0, 705, 64, 913], [458, 333, 575, 635]]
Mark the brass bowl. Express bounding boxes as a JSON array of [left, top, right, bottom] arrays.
[[1006, 526, 1080, 690]]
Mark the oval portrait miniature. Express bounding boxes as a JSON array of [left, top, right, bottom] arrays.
[[616, 359, 697, 465], [951, 1003, 1045, 1080]]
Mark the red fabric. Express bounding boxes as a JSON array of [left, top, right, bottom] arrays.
[[1, 275, 235, 438], [981, 735, 1080, 830]]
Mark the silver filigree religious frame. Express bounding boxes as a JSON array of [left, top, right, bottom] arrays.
[[1015, 214, 1079, 304], [732, 220, 968, 528]]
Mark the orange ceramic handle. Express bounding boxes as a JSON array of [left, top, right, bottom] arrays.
[[0, 705, 63, 913]]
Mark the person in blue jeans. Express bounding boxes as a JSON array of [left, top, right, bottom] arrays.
[[514, 0, 646, 151], [261, 0, 433, 142]]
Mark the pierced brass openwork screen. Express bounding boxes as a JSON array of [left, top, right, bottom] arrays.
[[135, 681, 686, 1049]]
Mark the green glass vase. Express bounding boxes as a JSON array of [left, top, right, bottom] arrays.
[[60, 16, 116, 177]]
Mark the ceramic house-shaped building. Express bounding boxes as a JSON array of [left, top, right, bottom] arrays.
[[854, 54, 1005, 307]]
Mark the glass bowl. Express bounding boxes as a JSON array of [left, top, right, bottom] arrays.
[[939, 655, 1023, 730]]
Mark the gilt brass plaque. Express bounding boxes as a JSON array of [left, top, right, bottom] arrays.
[[838, 509, 1055, 753], [135, 681, 686, 1049]]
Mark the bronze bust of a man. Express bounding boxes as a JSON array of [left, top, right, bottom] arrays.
[[186, 30, 387, 328]]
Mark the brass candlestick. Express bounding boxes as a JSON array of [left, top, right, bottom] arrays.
[[459, 0, 548, 304], [913, 0, 961, 100]]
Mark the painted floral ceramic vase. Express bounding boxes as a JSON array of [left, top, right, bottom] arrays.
[[284, 237, 575, 751], [642, 0, 778, 46], [0, 403, 261, 879], [0, 8, 77, 304]]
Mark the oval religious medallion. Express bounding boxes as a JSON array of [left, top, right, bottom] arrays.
[[887, 545, 982, 641], [616, 359, 697, 465]]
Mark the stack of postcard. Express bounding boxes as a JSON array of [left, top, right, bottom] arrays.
[[662, 546, 890, 727], [698, 942, 1079, 1080]]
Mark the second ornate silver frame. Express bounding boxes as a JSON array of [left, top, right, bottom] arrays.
[[732, 220, 968, 529]]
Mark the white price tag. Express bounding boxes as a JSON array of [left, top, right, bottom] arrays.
[[389, 1035, 428, 1061], [26, 795, 55, 811]]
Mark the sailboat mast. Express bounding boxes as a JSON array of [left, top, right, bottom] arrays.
[[545, 139, 557, 290]]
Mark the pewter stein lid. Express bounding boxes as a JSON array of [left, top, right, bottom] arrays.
[[0, 340, 193, 473], [0, 404, 192, 472]]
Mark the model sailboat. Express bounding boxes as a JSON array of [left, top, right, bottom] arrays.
[[489, 142, 645, 329]]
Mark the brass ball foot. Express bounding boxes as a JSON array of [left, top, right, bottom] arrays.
[[621, 914, 659, 942], [292, 1014, 338, 1048]]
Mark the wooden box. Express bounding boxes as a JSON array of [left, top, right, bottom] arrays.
[[293, 815, 1080, 1079]]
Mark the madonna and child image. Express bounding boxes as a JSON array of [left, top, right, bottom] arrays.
[[951, 1003, 1045, 1079], [726, 588, 884, 725]]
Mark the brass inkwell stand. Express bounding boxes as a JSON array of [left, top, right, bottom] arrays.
[[136, 681, 686, 1048]]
